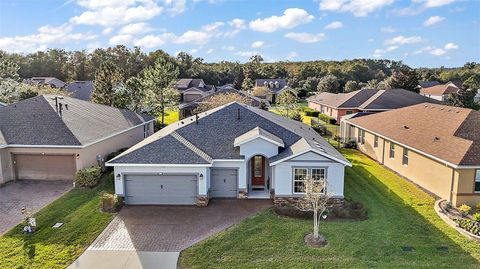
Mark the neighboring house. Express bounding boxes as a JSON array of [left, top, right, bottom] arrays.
[[307, 89, 440, 123], [419, 81, 440, 89], [254, 79, 296, 104], [341, 103, 480, 207], [0, 95, 155, 184], [26, 77, 66, 88], [65, 81, 94, 101], [420, 84, 459, 102], [174, 78, 216, 102], [178, 87, 270, 119], [475, 89, 480, 103], [107, 102, 351, 206]]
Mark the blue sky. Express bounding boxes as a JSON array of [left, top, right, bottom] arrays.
[[0, 0, 479, 67]]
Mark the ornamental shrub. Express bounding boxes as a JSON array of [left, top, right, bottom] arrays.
[[100, 192, 123, 213], [459, 204, 472, 217], [473, 213, 480, 222], [476, 202, 480, 212], [75, 166, 101, 188], [454, 218, 480, 236]]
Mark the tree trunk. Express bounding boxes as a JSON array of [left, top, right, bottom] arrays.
[[313, 208, 319, 239]]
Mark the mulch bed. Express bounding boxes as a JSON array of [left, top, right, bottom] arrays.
[[273, 201, 367, 221]]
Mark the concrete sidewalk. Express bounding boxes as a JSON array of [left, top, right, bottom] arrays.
[[67, 250, 179, 269]]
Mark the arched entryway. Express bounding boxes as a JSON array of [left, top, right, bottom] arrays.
[[248, 155, 270, 192]]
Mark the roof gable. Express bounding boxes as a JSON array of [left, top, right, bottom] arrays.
[[234, 127, 284, 147]]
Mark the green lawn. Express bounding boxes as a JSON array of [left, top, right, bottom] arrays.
[[180, 149, 480, 268], [0, 174, 115, 269], [161, 109, 179, 125]]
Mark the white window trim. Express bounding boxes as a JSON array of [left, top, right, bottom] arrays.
[[389, 143, 395, 159], [475, 169, 480, 193], [292, 167, 327, 195]]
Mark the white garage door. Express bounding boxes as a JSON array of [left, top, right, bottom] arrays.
[[13, 154, 76, 180], [124, 174, 197, 205], [210, 168, 237, 198]]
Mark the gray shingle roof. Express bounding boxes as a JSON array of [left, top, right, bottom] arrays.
[[110, 102, 349, 166], [65, 81, 94, 101], [179, 88, 269, 110], [0, 95, 154, 146]]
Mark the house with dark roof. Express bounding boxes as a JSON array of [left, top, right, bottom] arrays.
[[178, 86, 270, 119], [26, 77, 66, 88], [340, 103, 480, 207], [174, 78, 216, 102], [254, 79, 296, 104], [65, 81, 94, 101], [107, 102, 350, 206], [0, 95, 154, 184], [307, 89, 441, 123], [420, 83, 459, 102], [419, 81, 440, 89]]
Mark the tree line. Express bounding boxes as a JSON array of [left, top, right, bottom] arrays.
[[1, 46, 479, 112]]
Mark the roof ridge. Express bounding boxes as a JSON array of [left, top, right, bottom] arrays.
[[337, 90, 362, 107], [358, 89, 385, 109], [171, 131, 212, 163]]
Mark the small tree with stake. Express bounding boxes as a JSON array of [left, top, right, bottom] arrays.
[[295, 176, 332, 247]]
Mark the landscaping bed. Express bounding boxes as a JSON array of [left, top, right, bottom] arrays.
[[273, 200, 367, 220], [0, 173, 116, 269], [436, 200, 480, 241]]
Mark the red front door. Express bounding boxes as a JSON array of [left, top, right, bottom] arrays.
[[251, 156, 265, 186]]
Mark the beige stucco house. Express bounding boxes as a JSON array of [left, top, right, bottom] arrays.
[[0, 95, 154, 184], [341, 103, 480, 207]]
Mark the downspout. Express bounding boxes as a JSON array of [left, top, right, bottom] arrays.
[[381, 138, 386, 165], [449, 168, 455, 203]]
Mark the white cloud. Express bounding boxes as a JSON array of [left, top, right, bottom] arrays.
[[414, 0, 456, 8], [164, 0, 187, 16], [222, 45, 235, 51], [380, 26, 396, 33], [0, 23, 96, 53], [285, 32, 325, 43], [251, 41, 265, 48], [206, 48, 214, 54], [224, 18, 246, 37], [70, 0, 163, 26], [444, 42, 458, 50], [385, 35, 422, 45], [249, 8, 314, 32], [424, 16, 445, 26], [134, 33, 173, 48], [202, 21, 224, 32], [102, 27, 113, 35], [175, 30, 211, 44], [234, 51, 260, 57], [287, 51, 299, 60], [119, 22, 153, 35], [325, 21, 343, 29], [429, 48, 446, 56], [189, 48, 199, 54], [109, 34, 133, 45], [372, 45, 398, 58], [319, 0, 394, 17]]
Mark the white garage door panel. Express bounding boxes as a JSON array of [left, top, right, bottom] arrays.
[[125, 174, 197, 205], [14, 154, 76, 180], [210, 168, 237, 198]]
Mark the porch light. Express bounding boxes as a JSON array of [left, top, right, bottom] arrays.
[[199, 173, 204, 181], [116, 174, 121, 180]]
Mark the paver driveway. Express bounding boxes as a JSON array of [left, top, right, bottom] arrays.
[[89, 199, 273, 252], [0, 180, 72, 235]]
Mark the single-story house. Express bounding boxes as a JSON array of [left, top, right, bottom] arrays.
[[341, 103, 480, 207], [26, 77, 66, 88], [419, 81, 440, 89], [0, 95, 154, 184], [420, 84, 459, 102], [107, 102, 351, 206], [178, 87, 269, 119], [174, 78, 216, 102], [254, 79, 296, 104], [307, 89, 441, 123], [65, 81, 94, 101]]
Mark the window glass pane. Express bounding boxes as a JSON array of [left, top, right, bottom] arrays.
[[294, 168, 308, 193], [476, 169, 480, 181], [254, 156, 262, 177], [311, 168, 325, 181]]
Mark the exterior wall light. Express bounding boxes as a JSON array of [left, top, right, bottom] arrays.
[[199, 173, 204, 181]]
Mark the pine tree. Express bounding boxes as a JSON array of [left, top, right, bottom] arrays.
[[92, 61, 124, 106]]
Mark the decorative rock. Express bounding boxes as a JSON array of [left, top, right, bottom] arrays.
[[196, 196, 209, 207]]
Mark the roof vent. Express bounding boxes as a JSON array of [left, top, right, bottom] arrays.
[[195, 113, 199, 124], [433, 136, 440, 141], [403, 125, 409, 129], [236, 108, 240, 120]]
